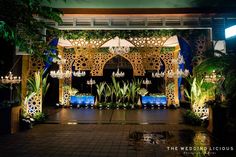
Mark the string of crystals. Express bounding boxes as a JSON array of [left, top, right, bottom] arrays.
[[50, 55, 71, 79], [109, 36, 130, 55]]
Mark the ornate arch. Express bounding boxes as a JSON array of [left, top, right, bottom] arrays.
[[91, 53, 144, 76]]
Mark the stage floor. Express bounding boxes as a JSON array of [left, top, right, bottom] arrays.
[[46, 108, 184, 124]]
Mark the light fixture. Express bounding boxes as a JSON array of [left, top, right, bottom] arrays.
[[50, 55, 71, 79], [204, 70, 223, 83], [142, 78, 152, 89], [1, 72, 21, 101], [73, 70, 86, 77], [87, 78, 96, 94], [109, 36, 130, 54], [166, 69, 189, 78], [112, 68, 125, 78], [225, 25, 236, 39], [152, 71, 165, 78], [50, 69, 71, 79], [1, 72, 21, 84]]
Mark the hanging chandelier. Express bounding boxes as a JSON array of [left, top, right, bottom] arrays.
[[1, 72, 21, 102], [152, 71, 165, 78], [152, 54, 189, 79], [1, 72, 21, 84], [50, 55, 71, 79], [73, 70, 86, 77], [166, 69, 189, 78], [112, 68, 125, 78], [109, 37, 130, 54], [50, 67, 71, 79]]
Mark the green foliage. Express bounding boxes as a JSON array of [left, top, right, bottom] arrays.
[[27, 71, 41, 94], [25, 71, 50, 106], [103, 83, 111, 103], [96, 82, 106, 102], [184, 77, 214, 110], [95, 78, 142, 104], [0, 0, 63, 59], [33, 112, 46, 123], [194, 54, 236, 104], [70, 88, 79, 96], [112, 77, 121, 102], [183, 110, 202, 126], [120, 82, 129, 103], [137, 88, 148, 96], [42, 74, 50, 98], [61, 30, 175, 40]]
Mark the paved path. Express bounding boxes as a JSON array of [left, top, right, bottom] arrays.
[[46, 108, 184, 124], [0, 123, 217, 157], [1, 109, 234, 157]]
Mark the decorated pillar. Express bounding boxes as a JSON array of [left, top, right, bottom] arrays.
[[21, 56, 30, 109], [173, 45, 180, 106]]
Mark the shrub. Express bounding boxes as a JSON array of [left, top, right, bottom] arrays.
[[33, 112, 46, 123], [183, 110, 202, 126]]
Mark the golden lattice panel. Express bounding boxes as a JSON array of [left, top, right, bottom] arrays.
[[128, 37, 169, 48], [160, 53, 173, 73], [166, 85, 175, 105], [29, 57, 44, 77], [69, 38, 108, 48], [122, 53, 145, 76], [73, 48, 96, 70], [91, 53, 116, 76], [26, 93, 42, 116], [62, 88, 71, 106]]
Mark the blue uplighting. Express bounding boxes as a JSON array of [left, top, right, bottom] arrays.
[[141, 96, 167, 106], [70, 96, 95, 106]]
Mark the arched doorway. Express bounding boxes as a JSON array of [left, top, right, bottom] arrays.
[[103, 55, 133, 82]]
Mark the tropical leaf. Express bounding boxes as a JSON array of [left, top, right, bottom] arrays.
[[96, 82, 105, 102]]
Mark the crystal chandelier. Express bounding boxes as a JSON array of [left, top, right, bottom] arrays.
[[1, 72, 21, 101], [50, 67, 71, 79], [1, 72, 21, 84], [112, 68, 125, 78], [109, 37, 130, 54], [73, 70, 86, 77], [152, 71, 165, 78], [166, 69, 189, 78], [168, 54, 189, 78], [152, 54, 189, 79], [50, 55, 71, 79]]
